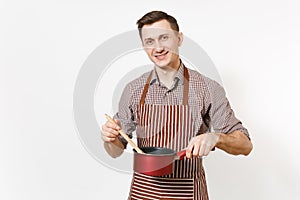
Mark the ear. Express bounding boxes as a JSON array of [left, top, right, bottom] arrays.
[[177, 32, 183, 47]]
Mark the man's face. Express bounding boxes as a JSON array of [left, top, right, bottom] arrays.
[[140, 19, 183, 69]]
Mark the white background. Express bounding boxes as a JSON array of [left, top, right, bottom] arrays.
[[1, 0, 300, 199]]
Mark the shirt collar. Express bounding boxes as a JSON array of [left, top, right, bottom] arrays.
[[149, 61, 185, 86]]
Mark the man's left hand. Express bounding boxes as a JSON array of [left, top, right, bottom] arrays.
[[186, 133, 220, 158]]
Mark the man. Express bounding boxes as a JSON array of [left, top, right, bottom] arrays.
[[101, 11, 252, 200]]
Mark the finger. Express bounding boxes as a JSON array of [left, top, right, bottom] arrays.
[[107, 127, 120, 136], [102, 125, 120, 136], [102, 130, 119, 140], [103, 120, 120, 130], [186, 141, 194, 159], [101, 135, 116, 142], [203, 146, 211, 156], [205, 141, 216, 156], [107, 121, 121, 130], [192, 142, 200, 157], [198, 142, 206, 157], [103, 132, 118, 139]]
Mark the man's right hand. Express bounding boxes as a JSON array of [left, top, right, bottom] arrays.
[[101, 119, 125, 158], [101, 119, 121, 142]]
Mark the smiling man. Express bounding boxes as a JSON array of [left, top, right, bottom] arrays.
[[101, 11, 253, 200]]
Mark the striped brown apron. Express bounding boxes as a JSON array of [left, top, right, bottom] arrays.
[[128, 66, 208, 200]]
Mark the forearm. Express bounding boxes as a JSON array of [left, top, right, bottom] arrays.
[[215, 130, 253, 156], [104, 137, 125, 158]]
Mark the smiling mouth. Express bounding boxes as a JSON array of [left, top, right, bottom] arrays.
[[155, 51, 169, 60]]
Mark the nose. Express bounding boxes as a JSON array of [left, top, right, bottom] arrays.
[[154, 41, 164, 53]]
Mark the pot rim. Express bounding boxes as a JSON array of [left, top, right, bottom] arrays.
[[133, 147, 176, 156]]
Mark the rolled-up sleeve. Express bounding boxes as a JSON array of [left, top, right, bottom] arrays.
[[113, 84, 137, 148], [207, 80, 250, 139]]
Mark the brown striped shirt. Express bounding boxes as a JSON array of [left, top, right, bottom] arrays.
[[115, 62, 249, 148]]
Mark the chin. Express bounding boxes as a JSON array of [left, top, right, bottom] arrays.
[[154, 62, 170, 69], [152, 58, 171, 68]]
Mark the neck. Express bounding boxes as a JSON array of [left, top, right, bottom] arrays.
[[155, 59, 181, 88]]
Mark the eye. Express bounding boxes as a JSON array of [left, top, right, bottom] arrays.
[[145, 39, 154, 46], [161, 35, 169, 41]]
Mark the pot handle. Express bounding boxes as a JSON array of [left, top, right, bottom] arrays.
[[176, 150, 186, 160], [176, 147, 216, 160]]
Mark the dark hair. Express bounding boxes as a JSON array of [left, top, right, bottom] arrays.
[[136, 11, 179, 37]]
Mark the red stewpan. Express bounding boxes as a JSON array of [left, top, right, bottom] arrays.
[[133, 147, 186, 176]]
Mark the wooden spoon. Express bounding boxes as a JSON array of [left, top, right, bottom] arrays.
[[105, 114, 145, 154]]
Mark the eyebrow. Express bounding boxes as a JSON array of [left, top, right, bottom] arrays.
[[144, 37, 154, 41], [143, 34, 169, 41]]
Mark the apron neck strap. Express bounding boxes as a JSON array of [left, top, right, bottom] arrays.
[[182, 65, 189, 105], [140, 65, 189, 105], [139, 70, 153, 105]]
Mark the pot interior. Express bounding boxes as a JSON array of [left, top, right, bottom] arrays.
[[139, 147, 175, 155]]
